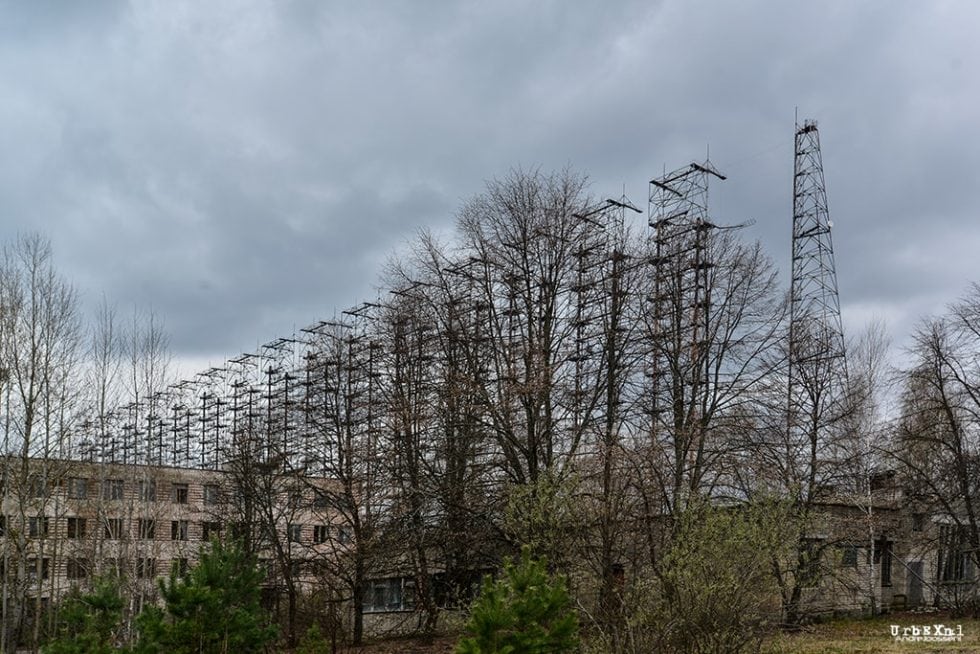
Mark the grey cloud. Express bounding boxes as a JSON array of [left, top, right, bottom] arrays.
[[0, 0, 976, 368]]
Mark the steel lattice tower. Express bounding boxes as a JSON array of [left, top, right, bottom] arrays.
[[646, 161, 727, 506], [788, 119, 848, 481]]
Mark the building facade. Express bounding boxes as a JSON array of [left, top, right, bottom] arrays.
[[0, 456, 341, 648]]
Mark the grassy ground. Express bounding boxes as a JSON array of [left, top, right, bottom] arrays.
[[336, 613, 980, 653], [342, 635, 457, 653], [761, 613, 980, 654]]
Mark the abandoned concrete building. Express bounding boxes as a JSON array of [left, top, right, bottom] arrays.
[[789, 471, 976, 617], [0, 456, 342, 637], [3, 454, 973, 632]]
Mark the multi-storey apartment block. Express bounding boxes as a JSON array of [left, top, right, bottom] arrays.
[[0, 456, 341, 645]]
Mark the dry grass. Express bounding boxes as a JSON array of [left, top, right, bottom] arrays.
[[331, 634, 457, 654], [321, 613, 980, 654], [761, 612, 980, 654]]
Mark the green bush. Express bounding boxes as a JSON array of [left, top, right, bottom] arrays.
[[43, 579, 125, 654], [622, 499, 791, 654], [133, 540, 277, 653], [296, 623, 329, 654], [456, 547, 579, 654]]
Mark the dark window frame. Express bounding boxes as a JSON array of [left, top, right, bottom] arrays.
[[104, 517, 125, 540], [203, 484, 221, 506], [363, 577, 416, 613], [102, 479, 125, 501], [171, 483, 189, 504], [29, 516, 50, 538], [136, 558, 156, 579], [67, 516, 87, 539], [874, 539, 893, 587], [139, 479, 157, 502], [27, 557, 50, 581], [171, 520, 188, 541], [938, 524, 974, 583], [202, 521, 221, 541], [67, 558, 89, 580], [67, 477, 88, 500], [138, 518, 156, 540], [29, 475, 48, 498]]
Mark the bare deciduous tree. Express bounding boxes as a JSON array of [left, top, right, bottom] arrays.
[[893, 286, 980, 613], [0, 234, 83, 652]]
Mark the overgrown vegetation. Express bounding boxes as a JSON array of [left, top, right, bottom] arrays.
[[133, 540, 277, 653], [3, 155, 979, 650], [43, 580, 125, 654], [456, 548, 579, 654], [42, 541, 275, 654], [761, 614, 980, 653], [583, 499, 792, 654]]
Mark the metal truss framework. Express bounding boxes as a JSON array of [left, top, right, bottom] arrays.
[[788, 119, 849, 474]]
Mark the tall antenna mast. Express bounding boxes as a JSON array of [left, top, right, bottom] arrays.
[[787, 118, 849, 492], [647, 159, 726, 507]]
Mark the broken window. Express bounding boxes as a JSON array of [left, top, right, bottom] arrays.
[[938, 524, 974, 583], [104, 518, 124, 540], [67, 558, 89, 580], [67, 477, 88, 499], [874, 539, 893, 587], [102, 479, 125, 500], [171, 520, 188, 541], [363, 577, 416, 613], [67, 517, 87, 539], [139, 479, 157, 502], [29, 516, 50, 538], [172, 483, 189, 504], [138, 519, 156, 540]]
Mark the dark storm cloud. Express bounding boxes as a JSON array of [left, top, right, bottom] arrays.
[[0, 0, 976, 370]]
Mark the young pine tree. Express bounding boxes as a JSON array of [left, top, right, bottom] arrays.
[[296, 623, 329, 654], [456, 548, 579, 654], [134, 540, 277, 654], [43, 579, 125, 654]]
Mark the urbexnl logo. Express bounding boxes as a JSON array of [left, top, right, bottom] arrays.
[[891, 624, 963, 643]]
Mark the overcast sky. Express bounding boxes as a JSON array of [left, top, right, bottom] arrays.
[[1, 0, 976, 375]]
